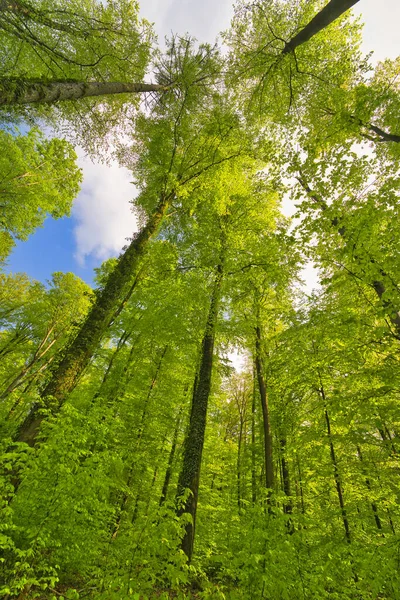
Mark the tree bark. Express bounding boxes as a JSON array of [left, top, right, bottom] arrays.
[[282, 0, 360, 55], [251, 370, 257, 505], [237, 406, 244, 515], [15, 195, 170, 447], [319, 382, 351, 543], [356, 445, 382, 531], [280, 437, 293, 517], [0, 79, 168, 106], [176, 249, 225, 562], [367, 123, 400, 144], [254, 309, 274, 496]]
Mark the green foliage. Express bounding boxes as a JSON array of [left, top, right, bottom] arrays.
[[0, 0, 152, 82], [1, 1, 400, 599], [0, 127, 82, 258], [0, 271, 93, 432], [0, 0, 154, 155]]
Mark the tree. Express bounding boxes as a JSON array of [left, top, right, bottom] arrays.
[[0, 0, 155, 154], [288, 144, 400, 338], [0, 0, 152, 82], [225, 0, 363, 124], [281, 0, 360, 55], [0, 80, 168, 107], [0, 127, 81, 260], [15, 41, 245, 448], [176, 229, 226, 561], [0, 272, 92, 420]]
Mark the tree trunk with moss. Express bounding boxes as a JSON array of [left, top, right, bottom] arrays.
[[0, 78, 167, 106], [15, 195, 170, 447], [176, 251, 225, 562]]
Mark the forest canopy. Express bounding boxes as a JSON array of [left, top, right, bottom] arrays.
[[1, 1, 400, 599]]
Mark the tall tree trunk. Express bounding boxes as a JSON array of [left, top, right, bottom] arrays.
[[0, 79, 167, 106], [159, 409, 183, 506], [136, 346, 168, 442], [254, 307, 274, 497], [15, 195, 170, 447], [356, 445, 383, 531], [296, 454, 306, 516], [176, 249, 225, 562], [91, 327, 133, 406], [234, 381, 247, 515], [280, 437, 293, 518], [251, 369, 257, 505], [237, 409, 244, 515], [282, 0, 359, 55], [107, 333, 143, 412], [325, 406, 351, 542], [318, 382, 351, 542], [111, 466, 134, 541]]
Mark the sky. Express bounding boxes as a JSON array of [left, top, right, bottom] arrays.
[[5, 0, 400, 288]]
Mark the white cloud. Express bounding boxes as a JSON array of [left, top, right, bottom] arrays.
[[73, 152, 139, 266], [140, 0, 233, 45]]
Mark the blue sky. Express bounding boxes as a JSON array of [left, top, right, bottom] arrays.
[[5, 0, 400, 288], [6, 217, 100, 286], [6, 149, 139, 287]]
